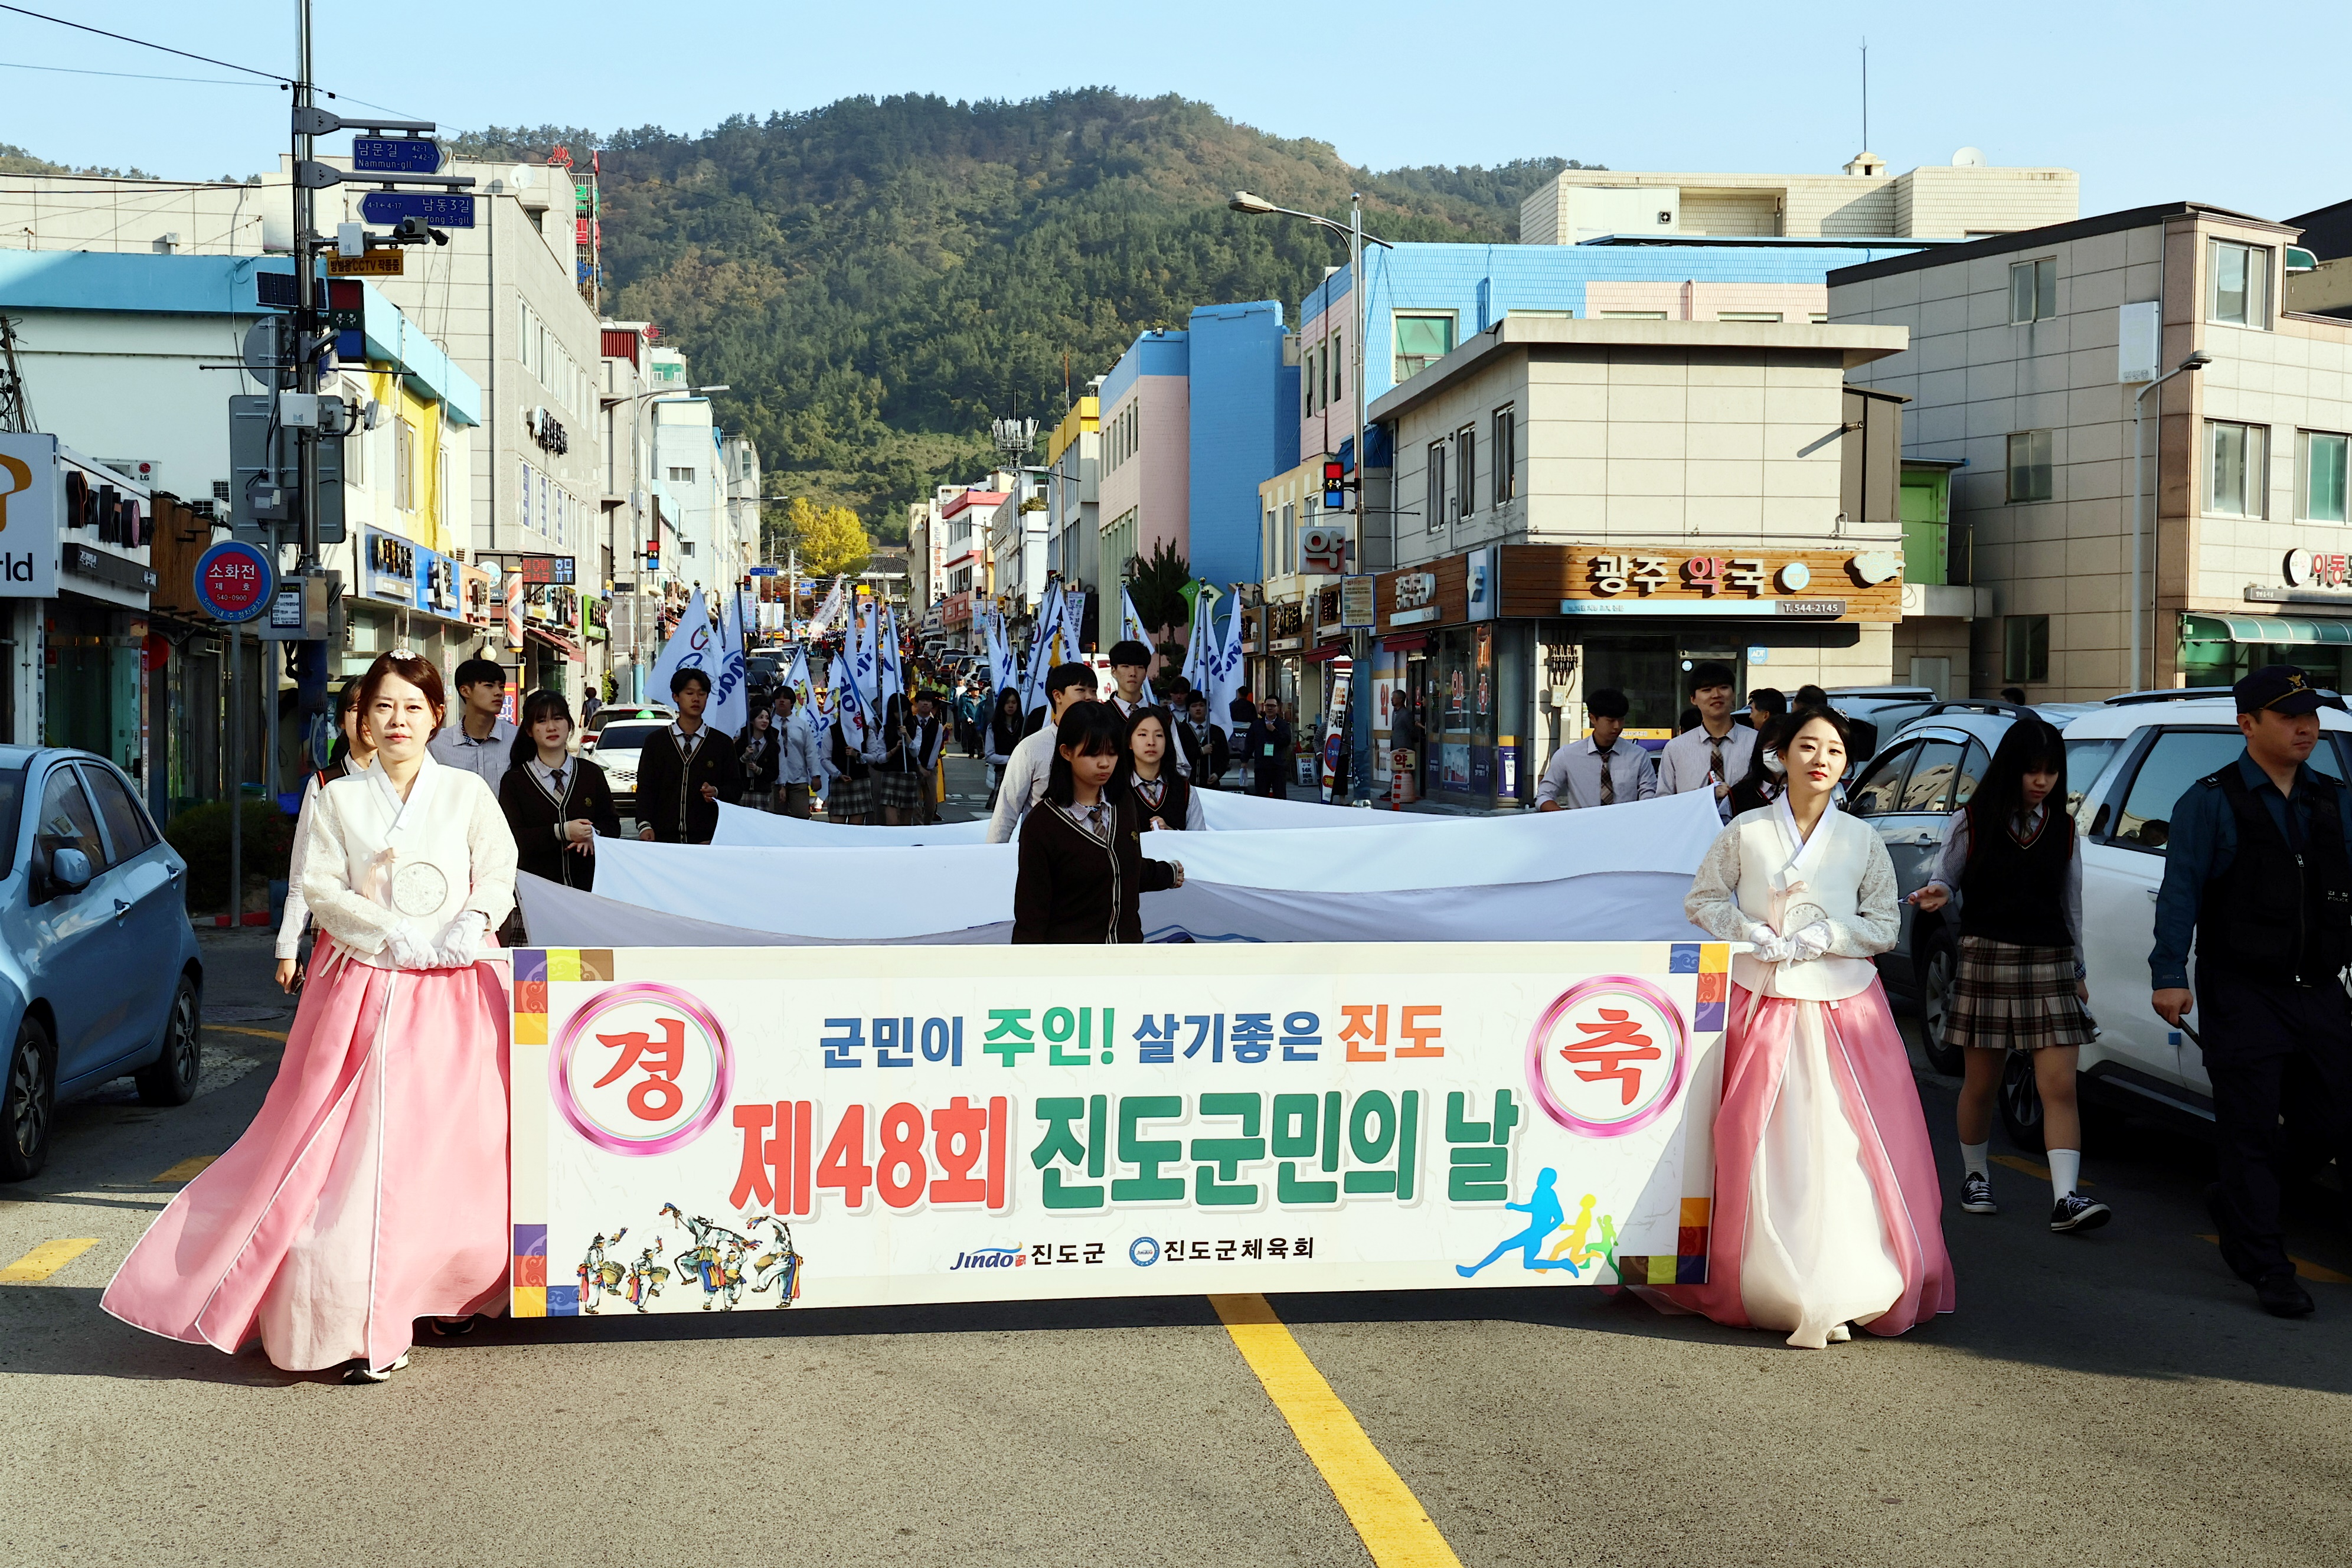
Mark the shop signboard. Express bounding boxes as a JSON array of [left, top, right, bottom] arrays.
[[1523, 545, 1902, 623], [365, 529, 419, 606], [192, 540, 273, 623], [0, 433, 60, 598], [508, 942, 1726, 1318]]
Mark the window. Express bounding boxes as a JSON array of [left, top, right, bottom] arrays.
[[2299, 430, 2349, 523], [2209, 240, 2272, 328], [1491, 405, 1517, 506], [2206, 421, 2269, 517], [394, 420, 415, 512], [1954, 740, 1990, 811], [2003, 615, 2050, 684], [668, 466, 696, 482], [2063, 737, 2122, 828], [2006, 430, 2053, 502], [1331, 332, 1342, 405], [1807, 312, 1830, 324], [1426, 440, 1446, 535], [80, 764, 155, 861], [2115, 731, 2251, 851], [1599, 311, 1669, 319], [1394, 313, 1455, 381], [2008, 257, 2057, 324], [1455, 426, 1476, 520], [1318, 342, 1329, 411], [437, 444, 450, 537], [1281, 502, 1296, 573], [1847, 743, 1916, 816], [33, 764, 104, 894], [1897, 739, 1965, 813], [1717, 311, 1783, 323]]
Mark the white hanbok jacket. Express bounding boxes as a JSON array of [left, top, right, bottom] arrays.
[[1684, 799, 1900, 997], [298, 752, 517, 968]]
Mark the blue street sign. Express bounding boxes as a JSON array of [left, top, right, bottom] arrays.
[[358, 191, 475, 229], [193, 540, 276, 623], [350, 136, 442, 175], [748, 566, 779, 576]]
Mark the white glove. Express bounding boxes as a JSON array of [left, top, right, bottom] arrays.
[[1745, 922, 1789, 965], [1789, 920, 1834, 965], [432, 911, 488, 969], [384, 922, 437, 971]]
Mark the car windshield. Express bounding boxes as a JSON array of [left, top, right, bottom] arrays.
[[594, 723, 667, 753], [0, 763, 24, 876]]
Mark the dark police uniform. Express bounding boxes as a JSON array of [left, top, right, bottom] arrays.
[[2151, 665, 2352, 1310]]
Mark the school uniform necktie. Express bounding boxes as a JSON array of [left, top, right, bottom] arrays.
[[551, 767, 566, 795], [1596, 746, 1616, 806], [1707, 734, 1726, 785]]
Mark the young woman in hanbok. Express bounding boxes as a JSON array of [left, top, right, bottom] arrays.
[[104, 651, 518, 1383], [1667, 710, 1955, 1348]]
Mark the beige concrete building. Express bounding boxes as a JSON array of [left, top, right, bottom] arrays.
[[1831, 202, 2352, 700], [1523, 153, 2078, 245], [1321, 318, 1913, 810]]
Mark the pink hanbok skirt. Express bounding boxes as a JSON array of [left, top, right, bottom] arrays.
[[1656, 979, 1954, 1347], [102, 945, 511, 1373]]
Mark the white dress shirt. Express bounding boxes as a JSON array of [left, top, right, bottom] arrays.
[[1658, 722, 1759, 821], [1536, 735, 1658, 809], [986, 725, 1063, 843], [425, 715, 517, 795], [777, 718, 824, 786]]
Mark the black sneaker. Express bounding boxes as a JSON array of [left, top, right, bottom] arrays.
[[2255, 1272, 2315, 1318], [2050, 1193, 2111, 1233], [1960, 1171, 1997, 1214]]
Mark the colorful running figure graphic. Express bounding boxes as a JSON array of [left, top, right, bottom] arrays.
[[1457, 1168, 1581, 1277], [1545, 1192, 1619, 1275]]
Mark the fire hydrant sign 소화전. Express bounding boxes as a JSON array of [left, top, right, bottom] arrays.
[[509, 942, 1726, 1318]]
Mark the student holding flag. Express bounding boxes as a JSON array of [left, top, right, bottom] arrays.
[[635, 667, 740, 844], [772, 687, 823, 817], [989, 662, 1102, 842]]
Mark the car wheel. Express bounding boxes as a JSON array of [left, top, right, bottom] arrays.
[[1998, 1051, 2046, 1153], [1916, 927, 1963, 1076], [1, 1014, 56, 1182], [134, 976, 202, 1108]]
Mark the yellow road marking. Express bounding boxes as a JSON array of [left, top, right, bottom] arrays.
[[206, 1024, 288, 1041], [152, 1155, 218, 1183], [2196, 1236, 2352, 1285], [1210, 1293, 1462, 1568], [1, 1239, 100, 1282], [1991, 1154, 2093, 1188]]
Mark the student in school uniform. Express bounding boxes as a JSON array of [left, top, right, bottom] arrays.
[[1012, 701, 1185, 943], [1657, 662, 1758, 822], [499, 689, 622, 896], [1123, 704, 1204, 832], [1536, 688, 1657, 810], [987, 664, 1102, 843], [633, 667, 740, 844]]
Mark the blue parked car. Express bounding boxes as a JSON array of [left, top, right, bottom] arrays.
[[1, 746, 204, 1181]]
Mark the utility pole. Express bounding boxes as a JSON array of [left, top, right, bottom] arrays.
[[291, 1, 321, 576]]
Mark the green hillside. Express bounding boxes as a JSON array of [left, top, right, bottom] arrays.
[[463, 92, 1592, 537]]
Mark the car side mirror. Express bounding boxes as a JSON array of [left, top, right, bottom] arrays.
[[50, 846, 94, 893]]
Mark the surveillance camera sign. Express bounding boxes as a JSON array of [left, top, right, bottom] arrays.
[[0, 435, 60, 597]]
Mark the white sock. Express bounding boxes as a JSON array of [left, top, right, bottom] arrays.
[[1961, 1142, 1990, 1180], [2047, 1148, 2080, 1201]]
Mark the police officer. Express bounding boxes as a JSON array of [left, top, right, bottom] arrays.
[[2151, 664, 2352, 1318]]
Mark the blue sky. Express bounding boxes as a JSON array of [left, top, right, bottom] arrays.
[[4, 1, 2347, 223]]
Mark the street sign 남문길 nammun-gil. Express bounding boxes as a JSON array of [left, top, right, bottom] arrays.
[[350, 136, 443, 175]]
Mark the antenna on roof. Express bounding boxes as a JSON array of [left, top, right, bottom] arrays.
[[1860, 37, 1869, 154]]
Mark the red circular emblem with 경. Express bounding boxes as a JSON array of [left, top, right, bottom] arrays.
[[1526, 976, 1689, 1138], [549, 983, 734, 1156]]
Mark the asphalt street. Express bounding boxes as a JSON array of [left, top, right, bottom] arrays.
[[4, 754, 2349, 1567]]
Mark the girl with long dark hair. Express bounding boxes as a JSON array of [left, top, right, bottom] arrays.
[[498, 688, 622, 894], [1909, 717, 2106, 1232], [1012, 701, 1184, 943], [1669, 708, 1953, 1347], [984, 686, 1024, 809], [1725, 712, 1794, 819], [1122, 705, 1202, 831]]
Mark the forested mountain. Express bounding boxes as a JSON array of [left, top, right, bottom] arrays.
[[452, 92, 1594, 536]]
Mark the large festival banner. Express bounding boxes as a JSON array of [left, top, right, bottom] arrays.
[[508, 943, 1727, 1319]]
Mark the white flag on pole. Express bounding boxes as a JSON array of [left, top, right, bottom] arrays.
[[648, 591, 718, 707]]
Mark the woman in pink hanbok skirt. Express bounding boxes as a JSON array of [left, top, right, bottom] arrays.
[[104, 652, 518, 1382], [1661, 708, 1955, 1348]]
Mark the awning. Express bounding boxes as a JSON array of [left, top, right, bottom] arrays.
[[1304, 642, 1350, 664], [2183, 613, 2352, 645], [1381, 632, 1431, 653], [525, 625, 584, 661]]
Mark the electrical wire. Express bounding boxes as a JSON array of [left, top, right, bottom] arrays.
[[0, 2, 289, 81], [0, 57, 266, 85]]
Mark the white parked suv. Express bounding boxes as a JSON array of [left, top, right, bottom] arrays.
[[1858, 690, 2352, 1152]]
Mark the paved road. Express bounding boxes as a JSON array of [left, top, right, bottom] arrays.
[[6, 793, 2351, 1566]]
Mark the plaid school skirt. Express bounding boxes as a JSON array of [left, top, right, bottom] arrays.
[[1943, 933, 2095, 1053], [825, 775, 876, 816], [878, 770, 924, 811]]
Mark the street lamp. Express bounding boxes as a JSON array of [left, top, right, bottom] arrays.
[[602, 382, 732, 697], [1230, 189, 1393, 804], [2131, 350, 2210, 691]]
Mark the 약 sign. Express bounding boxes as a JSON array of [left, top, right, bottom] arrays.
[[509, 942, 1726, 1319]]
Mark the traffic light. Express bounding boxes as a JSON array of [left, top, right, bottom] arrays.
[[1322, 458, 1347, 509], [644, 537, 661, 571]]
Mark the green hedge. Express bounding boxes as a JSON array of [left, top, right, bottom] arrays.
[[162, 798, 298, 911]]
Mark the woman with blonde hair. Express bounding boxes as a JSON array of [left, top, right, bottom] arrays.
[[104, 651, 518, 1383]]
